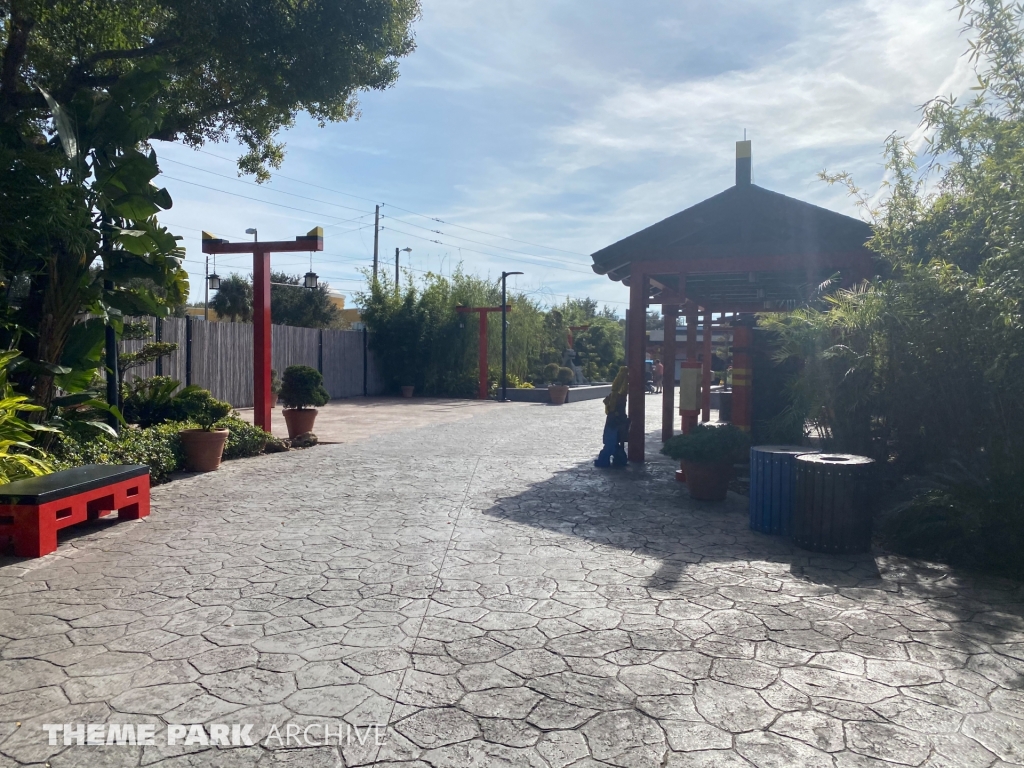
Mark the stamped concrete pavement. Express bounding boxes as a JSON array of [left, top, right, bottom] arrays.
[[1, 397, 1023, 767]]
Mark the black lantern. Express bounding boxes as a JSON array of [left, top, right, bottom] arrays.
[[208, 273, 220, 291], [304, 271, 318, 289]]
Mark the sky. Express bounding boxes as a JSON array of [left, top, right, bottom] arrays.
[[157, 0, 977, 314]]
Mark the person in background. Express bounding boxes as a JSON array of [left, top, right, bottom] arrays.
[[595, 367, 629, 468], [653, 359, 664, 394]]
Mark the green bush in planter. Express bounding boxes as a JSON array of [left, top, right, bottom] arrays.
[[556, 366, 575, 385], [280, 365, 330, 409], [543, 362, 560, 383], [216, 416, 270, 459], [173, 386, 232, 430], [660, 424, 750, 465]]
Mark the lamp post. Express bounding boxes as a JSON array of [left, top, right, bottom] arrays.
[[395, 247, 411, 292], [500, 271, 523, 401], [202, 227, 323, 433], [245, 228, 258, 242]]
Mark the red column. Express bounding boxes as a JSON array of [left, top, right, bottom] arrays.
[[701, 308, 712, 422], [627, 268, 648, 462], [681, 307, 698, 434], [478, 312, 489, 400], [732, 319, 753, 431], [253, 249, 272, 432], [662, 304, 678, 441]]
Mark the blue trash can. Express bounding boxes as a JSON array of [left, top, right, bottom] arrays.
[[749, 445, 817, 535]]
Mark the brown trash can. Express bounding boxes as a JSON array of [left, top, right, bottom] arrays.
[[792, 453, 875, 553]]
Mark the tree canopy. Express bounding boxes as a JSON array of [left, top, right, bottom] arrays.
[[0, 0, 420, 409]]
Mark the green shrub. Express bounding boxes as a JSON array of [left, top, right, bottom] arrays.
[[556, 366, 575, 385], [280, 365, 329, 409], [173, 386, 232, 430], [660, 424, 750, 464], [543, 363, 560, 383], [52, 423, 185, 484], [122, 376, 181, 427], [270, 368, 282, 395], [217, 416, 270, 459]]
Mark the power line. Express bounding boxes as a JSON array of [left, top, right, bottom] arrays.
[[185, 146, 590, 258]]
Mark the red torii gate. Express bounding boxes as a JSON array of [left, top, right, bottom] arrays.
[[456, 304, 510, 400], [202, 227, 324, 433], [591, 141, 875, 462]]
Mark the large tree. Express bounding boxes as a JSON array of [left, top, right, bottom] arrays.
[[0, 0, 419, 406]]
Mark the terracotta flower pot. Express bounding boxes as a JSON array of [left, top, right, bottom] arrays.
[[270, 392, 279, 408], [179, 429, 229, 472], [548, 384, 569, 405], [681, 460, 732, 501], [283, 408, 318, 439], [401, 386, 414, 398]]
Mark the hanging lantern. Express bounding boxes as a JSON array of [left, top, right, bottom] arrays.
[[304, 251, 318, 289], [208, 273, 220, 291]]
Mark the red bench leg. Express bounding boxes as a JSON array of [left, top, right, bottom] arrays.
[[118, 475, 150, 520], [3, 505, 57, 558]]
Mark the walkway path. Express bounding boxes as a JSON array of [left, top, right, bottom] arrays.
[[1, 398, 1023, 767]]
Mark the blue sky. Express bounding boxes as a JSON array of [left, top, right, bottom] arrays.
[[157, 0, 975, 314]]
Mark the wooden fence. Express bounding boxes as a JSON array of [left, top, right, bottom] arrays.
[[120, 317, 386, 407]]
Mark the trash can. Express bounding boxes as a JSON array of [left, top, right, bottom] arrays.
[[749, 445, 817, 535], [792, 453, 875, 553]]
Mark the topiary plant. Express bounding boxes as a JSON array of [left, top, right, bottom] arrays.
[[270, 368, 282, 395], [660, 424, 750, 465], [173, 386, 232, 430], [280, 365, 330, 409], [543, 362, 561, 384], [556, 366, 575, 385]]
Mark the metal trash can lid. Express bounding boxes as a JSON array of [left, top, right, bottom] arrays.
[[796, 453, 874, 466]]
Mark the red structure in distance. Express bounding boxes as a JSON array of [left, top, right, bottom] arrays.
[[456, 305, 511, 400], [202, 227, 324, 433]]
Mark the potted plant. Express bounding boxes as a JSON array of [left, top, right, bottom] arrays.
[[175, 386, 233, 471], [545, 363, 575, 405], [270, 369, 282, 407], [401, 384, 414, 398], [280, 365, 330, 438], [660, 424, 750, 501]]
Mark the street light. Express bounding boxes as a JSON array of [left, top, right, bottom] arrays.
[[396, 246, 411, 292], [204, 253, 220, 321], [500, 271, 524, 402], [304, 251, 318, 289], [246, 228, 258, 241]]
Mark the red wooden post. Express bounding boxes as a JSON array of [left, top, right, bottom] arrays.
[[253, 249, 272, 432], [627, 267, 648, 462], [732, 318, 753, 431], [478, 311, 489, 400], [202, 228, 323, 436], [662, 304, 678, 441], [701, 308, 713, 422], [682, 307, 699, 435]]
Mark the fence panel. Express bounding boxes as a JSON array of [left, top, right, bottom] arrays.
[[192, 318, 254, 406], [114, 317, 386, 407]]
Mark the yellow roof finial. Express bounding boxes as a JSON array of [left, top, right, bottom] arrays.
[[202, 231, 217, 240], [307, 226, 324, 238]]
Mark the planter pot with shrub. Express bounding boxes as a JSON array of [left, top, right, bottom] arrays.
[[660, 424, 750, 501], [548, 385, 569, 405], [174, 386, 233, 471], [544, 363, 576, 405], [280, 365, 330, 438]]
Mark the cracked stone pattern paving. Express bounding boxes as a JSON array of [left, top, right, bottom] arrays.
[[1, 398, 1023, 767]]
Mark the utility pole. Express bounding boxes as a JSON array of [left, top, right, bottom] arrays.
[[372, 204, 380, 283], [500, 271, 523, 402]]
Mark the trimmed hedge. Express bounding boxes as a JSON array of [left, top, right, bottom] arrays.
[[53, 416, 272, 484]]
